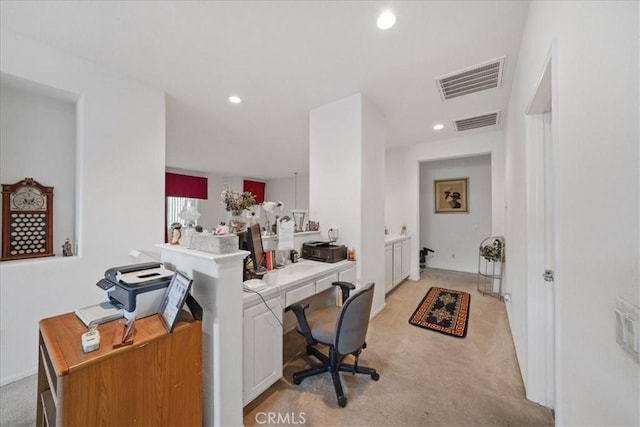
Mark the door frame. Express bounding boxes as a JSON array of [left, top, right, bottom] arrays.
[[524, 41, 559, 409]]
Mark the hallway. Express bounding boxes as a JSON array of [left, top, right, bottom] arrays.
[[243, 268, 554, 426]]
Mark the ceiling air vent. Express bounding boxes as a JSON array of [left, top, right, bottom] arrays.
[[453, 112, 499, 132], [436, 57, 505, 100]]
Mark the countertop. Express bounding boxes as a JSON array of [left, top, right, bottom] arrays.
[[242, 259, 355, 305], [385, 234, 410, 244]]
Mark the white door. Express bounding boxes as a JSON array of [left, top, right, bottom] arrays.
[[525, 45, 557, 408]]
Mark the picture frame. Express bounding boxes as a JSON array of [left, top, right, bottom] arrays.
[[158, 270, 193, 333], [434, 177, 469, 213]]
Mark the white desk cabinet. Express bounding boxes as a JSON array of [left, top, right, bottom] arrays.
[[385, 235, 411, 294], [316, 273, 339, 293], [242, 260, 356, 405], [392, 242, 402, 286], [385, 245, 393, 292], [338, 265, 356, 283], [243, 295, 283, 405], [401, 238, 410, 280]]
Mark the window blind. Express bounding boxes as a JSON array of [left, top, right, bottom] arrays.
[[243, 180, 265, 204], [166, 172, 208, 199]]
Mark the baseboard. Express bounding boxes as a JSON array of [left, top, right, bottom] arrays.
[[370, 302, 386, 319], [0, 368, 37, 387]]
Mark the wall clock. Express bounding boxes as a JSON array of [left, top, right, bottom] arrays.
[[2, 177, 54, 261]]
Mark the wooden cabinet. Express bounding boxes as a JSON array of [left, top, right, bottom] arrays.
[[36, 312, 202, 427], [243, 296, 283, 405]]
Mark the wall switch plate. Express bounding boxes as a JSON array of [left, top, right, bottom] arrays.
[[616, 297, 640, 363]]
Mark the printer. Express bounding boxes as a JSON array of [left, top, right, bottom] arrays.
[[97, 262, 174, 320], [301, 241, 348, 263]]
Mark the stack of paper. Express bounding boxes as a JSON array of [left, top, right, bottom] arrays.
[[75, 301, 124, 327]]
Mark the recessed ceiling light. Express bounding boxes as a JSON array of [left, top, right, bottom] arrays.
[[229, 96, 242, 104], [433, 124, 445, 130], [377, 10, 396, 30]]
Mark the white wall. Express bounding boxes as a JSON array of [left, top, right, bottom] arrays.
[[504, 2, 639, 425], [386, 130, 505, 281], [419, 155, 492, 273], [265, 173, 310, 219], [0, 76, 77, 256], [360, 95, 387, 315], [310, 93, 386, 315], [0, 31, 166, 385]]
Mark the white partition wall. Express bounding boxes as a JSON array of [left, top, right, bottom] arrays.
[[309, 93, 386, 316]]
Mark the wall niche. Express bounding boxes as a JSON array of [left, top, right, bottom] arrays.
[[0, 73, 78, 258]]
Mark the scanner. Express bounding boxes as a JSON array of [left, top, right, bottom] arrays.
[[97, 262, 174, 320]]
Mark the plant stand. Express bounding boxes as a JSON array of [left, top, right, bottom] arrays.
[[477, 236, 504, 299]]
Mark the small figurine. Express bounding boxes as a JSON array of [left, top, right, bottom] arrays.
[[170, 222, 182, 245], [62, 238, 73, 256], [215, 221, 229, 235]]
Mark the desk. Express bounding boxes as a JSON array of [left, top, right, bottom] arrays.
[[158, 244, 357, 421], [242, 259, 356, 405]]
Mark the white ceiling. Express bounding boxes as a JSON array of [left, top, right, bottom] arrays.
[[0, 1, 529, 179]]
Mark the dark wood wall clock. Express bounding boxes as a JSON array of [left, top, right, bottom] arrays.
[[2, 177, 54, 261]]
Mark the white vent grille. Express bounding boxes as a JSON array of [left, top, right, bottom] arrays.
[[453, 112, 499, 132], [436, 57, 505, 100]]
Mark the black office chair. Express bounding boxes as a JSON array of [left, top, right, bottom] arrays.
[[285, 282, 379, 407]]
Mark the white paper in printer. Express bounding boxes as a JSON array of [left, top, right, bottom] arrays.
[[116, 267, 174, 285]]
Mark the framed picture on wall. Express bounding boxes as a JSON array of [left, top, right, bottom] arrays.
[[434, 177, 469, 213]]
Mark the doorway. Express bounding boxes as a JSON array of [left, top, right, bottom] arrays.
[[419, 154, 492, 274], [524, 43, 557, 408]]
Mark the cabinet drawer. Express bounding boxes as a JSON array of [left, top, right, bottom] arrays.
[[41, 389, 56, 427], [338, 266, 356, 283], [39, 344, 57, 403], [285, 282, 316, 307], [316, 273, 339, 293]]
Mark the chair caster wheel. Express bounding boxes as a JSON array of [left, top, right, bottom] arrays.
[[338, 397, 347, 408], [371, 372, 380, 381], [293, 377, 302, 385]]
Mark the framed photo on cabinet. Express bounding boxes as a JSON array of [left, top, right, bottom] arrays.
[[434, 177, 469, 213], [158, 270, 193, 333]]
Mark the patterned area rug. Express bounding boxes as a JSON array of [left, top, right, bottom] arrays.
[[409, 287, 471, 338]]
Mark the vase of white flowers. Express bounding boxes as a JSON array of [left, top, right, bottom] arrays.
[[221, 186, 256, 233]]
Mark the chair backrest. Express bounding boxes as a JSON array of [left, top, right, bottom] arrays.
[[334, 282, 375, 355]]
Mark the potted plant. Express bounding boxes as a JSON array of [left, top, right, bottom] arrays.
[[221, 186, 256, 232], [480, 238, 504, 262]]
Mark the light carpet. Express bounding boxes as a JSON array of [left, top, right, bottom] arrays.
[[243, 268, 554, 426]]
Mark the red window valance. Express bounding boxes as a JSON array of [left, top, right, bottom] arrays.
[[243, 180, 265, 204], [165, 173, 208, 199]]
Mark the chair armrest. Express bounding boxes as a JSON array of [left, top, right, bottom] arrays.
[[285, 303, 314, 344], [332, 281, 356, 302]]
